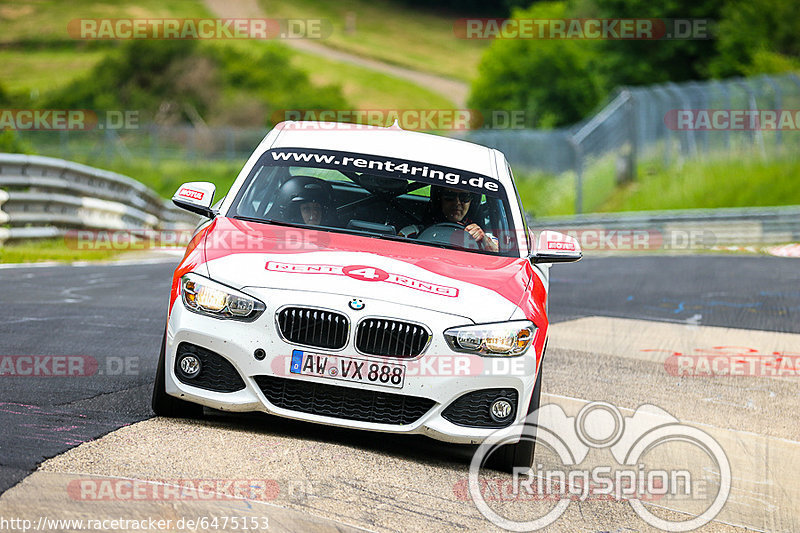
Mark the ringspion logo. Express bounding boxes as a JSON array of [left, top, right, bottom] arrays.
[[470, 401, 730, 531]]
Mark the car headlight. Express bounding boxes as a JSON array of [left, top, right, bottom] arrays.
[[444, 320, 535, 356], [181, 273, 265, 321]]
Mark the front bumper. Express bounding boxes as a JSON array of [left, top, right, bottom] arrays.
[[165, 287, 538, 444]]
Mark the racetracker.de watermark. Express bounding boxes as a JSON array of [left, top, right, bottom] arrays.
[[68, 18, 332, 40], [469, 401, 731, 531], [661, 346, 800, 377], [65, 229, 334, 252], [67, 478, 282, 501], [64, 228, 717, 253], [273, 109, 531, 130], [665, 109, 800, 130], [454, 18, 711, 40], [0, 110, 138, 131], [270, 353, 536, 379], [0, 356, 138, 377], [546, 228, 716, 251]]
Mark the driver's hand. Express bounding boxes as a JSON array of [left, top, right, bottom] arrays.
[[465, 224, 499, 252]]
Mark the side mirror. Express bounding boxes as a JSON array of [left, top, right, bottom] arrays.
[[530, 230, 582, 264], [172, 182, 216, 218]]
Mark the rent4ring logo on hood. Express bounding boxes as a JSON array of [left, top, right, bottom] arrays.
[[266, 262, 459, 297], [266, 148, 504, 196]]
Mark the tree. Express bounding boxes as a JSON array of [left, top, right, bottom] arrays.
[[468, 1, 605, 128], [708, 0, 800, 77], [592, 0, 726, 86]]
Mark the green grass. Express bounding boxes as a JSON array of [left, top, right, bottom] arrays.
[[0, 49, 106, 93], [0, 0, 212, 43], [260, 0, 487, 82], [600, 152, 800, 212], [0, 238, 122, 263], [516, 149, 800, 217], [516, 154, 618, 217], [289, 48, 457, 112], [0, 0, 467, 115]]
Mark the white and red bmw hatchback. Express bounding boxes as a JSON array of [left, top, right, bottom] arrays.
[[153, 121, 581, 471]]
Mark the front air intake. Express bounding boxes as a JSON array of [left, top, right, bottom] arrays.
[[276, 307, 349, 350], [355, 318, 430, 358]]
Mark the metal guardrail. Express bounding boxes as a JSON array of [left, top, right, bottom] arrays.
[[531, 205, 800, 248], [0, 153, 200, 245]]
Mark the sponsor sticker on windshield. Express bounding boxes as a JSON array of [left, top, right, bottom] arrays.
[[265, 148, 503, 197]]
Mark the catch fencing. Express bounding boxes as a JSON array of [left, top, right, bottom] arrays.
[[470, 73, 800, 213], [9, 73, 800, 222]]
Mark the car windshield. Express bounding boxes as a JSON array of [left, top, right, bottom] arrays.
[[227, 148, 520, 256]]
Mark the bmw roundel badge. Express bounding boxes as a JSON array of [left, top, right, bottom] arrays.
[[349, 298, 365, 311]]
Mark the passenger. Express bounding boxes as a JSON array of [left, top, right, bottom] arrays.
[[273, 176, 335, 226], [299, 200, 323, 226]]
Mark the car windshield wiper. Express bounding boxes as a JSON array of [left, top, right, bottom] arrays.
[[232, 215, 309, 230]]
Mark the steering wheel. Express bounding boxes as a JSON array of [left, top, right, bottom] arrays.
[[416, 222, 480, 250]]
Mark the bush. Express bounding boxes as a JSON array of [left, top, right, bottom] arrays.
[[592, 0, 725, 86], [468, 1, 605, 128], [708, 0, 800, 77], [45, 40, 349, 126], [0, 130, 32, 154]]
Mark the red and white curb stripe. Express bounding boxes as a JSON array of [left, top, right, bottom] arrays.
[[766, 243, 800, 258]]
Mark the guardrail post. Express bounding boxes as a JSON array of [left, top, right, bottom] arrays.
[[665, 82, 697, 159], [735, 78, 765, 158], [625, 90, 638, 182], [569, 137, 583, 215], [712, 80, 731, 152], [761, 75, 782, 148], [652, 86, 673, 167]]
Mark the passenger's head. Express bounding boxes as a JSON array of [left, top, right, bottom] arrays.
[[299, 200, 323, 225], [275, 176, 332, 226]]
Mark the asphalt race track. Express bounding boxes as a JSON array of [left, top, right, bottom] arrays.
[[1, 255, 799, 531]]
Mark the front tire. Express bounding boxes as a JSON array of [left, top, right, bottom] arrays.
[[151, 332, 204, 418], [488, 350, 545, 473]]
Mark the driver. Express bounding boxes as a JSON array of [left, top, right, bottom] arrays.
[[401, 186, 499, 252]]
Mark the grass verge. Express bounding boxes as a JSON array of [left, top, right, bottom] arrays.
[[260, 0, 486, 82], [516, 150, 800, 218], [0, 238, 122, 263], [0, 0, 212, 43]]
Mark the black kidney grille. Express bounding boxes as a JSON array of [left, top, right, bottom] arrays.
[[174, 342, 245, 393], [254, 376, 435, 425], [442, 388, 519, 428], [355, 319, 429, 358], [277, 307, 348, 350]]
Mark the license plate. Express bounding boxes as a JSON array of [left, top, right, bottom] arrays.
[[289, 350, 406, 389]]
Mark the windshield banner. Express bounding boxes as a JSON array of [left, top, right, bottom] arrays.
[[264, 148, 504, 197]]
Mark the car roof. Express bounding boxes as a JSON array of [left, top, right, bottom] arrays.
[[267, 121, 503, 182]]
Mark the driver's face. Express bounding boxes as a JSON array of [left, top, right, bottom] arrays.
[[440, 190, 471, 223], [300, 202, 323, 225]]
